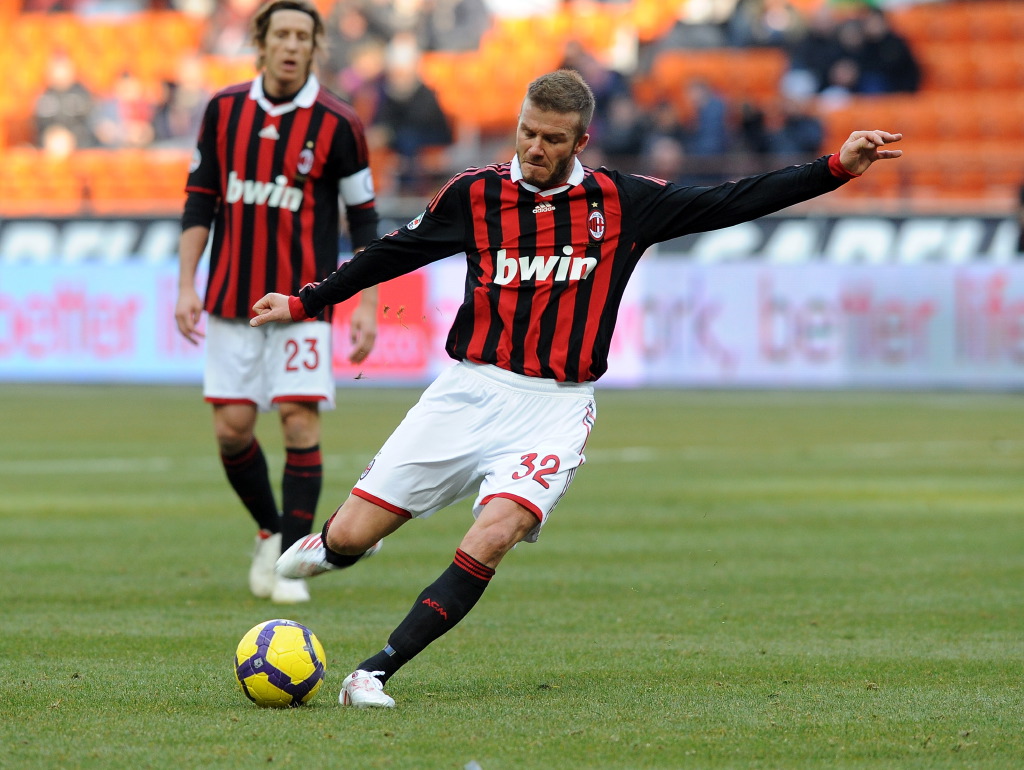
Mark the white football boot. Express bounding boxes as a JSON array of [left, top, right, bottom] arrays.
[[275, 533, 383, 579], [249, 531, 281, 598], [340, 670, 395, 708], [270, 576, 310, 604]]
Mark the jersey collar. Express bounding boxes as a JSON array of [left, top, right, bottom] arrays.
[[510, 155, 585, 197], [250, 73, 320, 116]]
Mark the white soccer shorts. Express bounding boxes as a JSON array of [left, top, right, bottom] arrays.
[[203, 315, 335, 412], [353, 361, 597, 543]]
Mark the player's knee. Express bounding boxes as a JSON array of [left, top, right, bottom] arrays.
[[461, 515, 535, 565], [214, 425, 254, 455], [323, 507, 386, 555], [278, 402, 320, 445]]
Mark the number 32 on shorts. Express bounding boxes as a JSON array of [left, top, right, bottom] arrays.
[[512, 453, 560, 489]]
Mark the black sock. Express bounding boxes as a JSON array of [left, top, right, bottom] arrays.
[[220, 439, 279, 533], [357, 549, 495, 683], [281, 445, 322, 551]]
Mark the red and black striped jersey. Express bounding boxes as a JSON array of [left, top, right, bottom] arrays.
[[186, 74, 377, 320], [296, 154, 846, 381]]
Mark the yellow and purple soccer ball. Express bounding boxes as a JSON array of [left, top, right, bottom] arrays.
[[234, 619, 327, 708]]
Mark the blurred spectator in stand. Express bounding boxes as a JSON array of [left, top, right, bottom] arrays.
[[321, 2, 391, 94], [784, 5, 841, 93], [368, 33, 453, 194], [416, 0, 492, 52], [858, 7, 920, 94], [727, 0, 806, 48], [764, 70, 823, 157], [482, 0, 557, 17], [40, 123, 79, 159], [819, 56, 859, 108], [599, 91, 649, 168], [335, 40, 388, 124], [153, 54, 210, 148], [202, 0, 262, 56], [33, 51, 98, 149], [643, 134, 688, 184], [737, 100, 770, 156], [93, 70, 156, 148], [679, 78, 730, 158], [557, 39, 630, 143]]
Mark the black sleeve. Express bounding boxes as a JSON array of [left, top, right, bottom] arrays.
[[623, 155, 846, 251], [181, 190, 218, 231], [345, 203, 380, 251], [185, 96, 221, 196]]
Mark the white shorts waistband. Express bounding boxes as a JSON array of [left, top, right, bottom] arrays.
[[459, 361, 595, 397]]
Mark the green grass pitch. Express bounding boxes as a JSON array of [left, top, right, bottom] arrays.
[[0, 384, 1020, 769]]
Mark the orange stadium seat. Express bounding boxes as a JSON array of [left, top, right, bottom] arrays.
[[965, 1, 1024, 42], [969, 42, 1024, 91], [203, 55, 256, 91], [916, 44, 975, 91], [888, 6, 936, 44], [0, 147, 85, 215], [6, 2, 1021, 211], [977, 92, 1024, 140]]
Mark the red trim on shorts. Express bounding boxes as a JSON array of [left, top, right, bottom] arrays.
[[352, 488, 413, 518], [206, 397, 257, 406], [270, 394, 328, 404], [480, 493, 543, 522]]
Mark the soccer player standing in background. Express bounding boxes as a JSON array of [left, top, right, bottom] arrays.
[[174, 0, 380, 605], [252, 69, 903, 706]]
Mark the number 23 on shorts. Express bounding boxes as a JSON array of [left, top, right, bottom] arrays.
[[284, 337, 321, 371]]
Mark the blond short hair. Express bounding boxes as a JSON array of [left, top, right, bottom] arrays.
[[525, 69, 596, 142]]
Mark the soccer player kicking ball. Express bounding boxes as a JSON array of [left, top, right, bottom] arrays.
[[251, 69, 902, 708]]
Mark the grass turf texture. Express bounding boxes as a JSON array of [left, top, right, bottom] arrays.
[[0, 384, 1020, 769]]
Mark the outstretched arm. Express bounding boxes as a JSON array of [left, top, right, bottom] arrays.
[[837, 130, 903, 176]]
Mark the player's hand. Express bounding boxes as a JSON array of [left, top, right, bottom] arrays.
[[347, 300, 378, 364], [174, 286, 205, 345], [838, 130, 903, 176], [250, 293, 292, 327]]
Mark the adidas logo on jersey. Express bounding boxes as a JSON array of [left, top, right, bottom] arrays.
[[258, 124, 280, 140], [225, 171, 302, 211], [493, 246, 597, 286], [532, 202, 555, 214]]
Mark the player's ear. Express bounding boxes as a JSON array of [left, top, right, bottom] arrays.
[[574, 132, 590, 155]]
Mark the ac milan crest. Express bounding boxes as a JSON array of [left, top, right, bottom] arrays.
[[588, 209, 605, 241]]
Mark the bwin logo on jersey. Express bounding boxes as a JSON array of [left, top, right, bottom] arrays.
[[225, 171, 302, 211], [493, 246, 597, 286]]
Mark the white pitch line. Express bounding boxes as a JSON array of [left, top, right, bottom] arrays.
[[0, 457, 176, 474], [2, 439, 1022, 474]]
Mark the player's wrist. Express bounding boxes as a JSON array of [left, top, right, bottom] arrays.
[[288, 295, 309, 321], [828, 153, 861, 180]]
